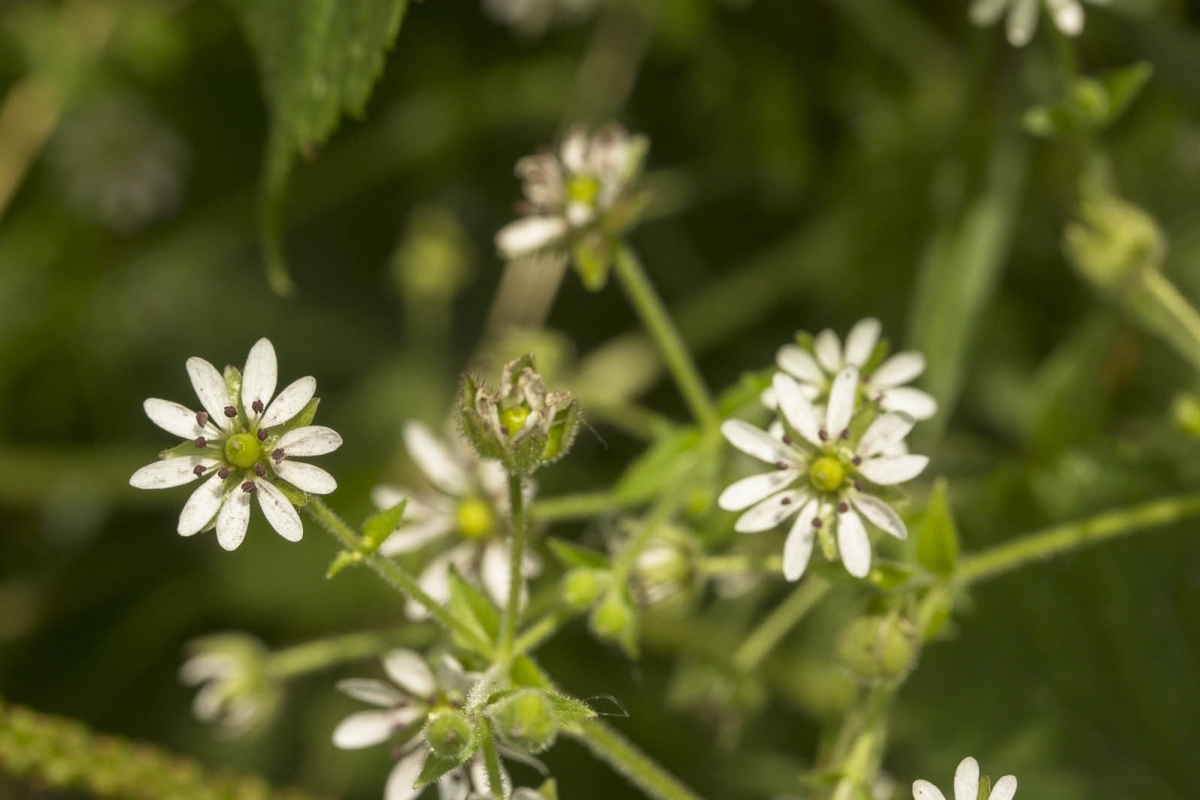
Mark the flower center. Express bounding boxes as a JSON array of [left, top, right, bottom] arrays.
[[567, 174, 600, 206], [809, 456, 846, 493], [455, 497, 495, 540], [224, 432, 262, 470], [498, 405, 530, 439]]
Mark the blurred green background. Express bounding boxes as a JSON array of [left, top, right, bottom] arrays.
[[3, 0, 1200, 797]]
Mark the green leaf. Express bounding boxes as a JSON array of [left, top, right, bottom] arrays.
[[225, 0, 409, 294], [510, 656, 552, 690], [546, 538, 610, 570], [1100, 63, 1154, 124], [413, 750, 467, 789], [325, 550, 362, 578], [916, 478, 959, 577], [545, 691, 597, 726], [613, 427, 701, 505], [362, 498, 407, 551], [1024, 63, 1153, 139], [446, 567, 499, 650]]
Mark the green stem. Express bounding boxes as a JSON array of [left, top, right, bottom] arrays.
[[500, 474, 527, 663], [264, 628, 413, 680], [612, 243, 719, 430], [304, 499, 493, 656], [479, 722, 506, 800], [700, 553, 783, 576], [532, 491, 633, 523], [570, 720, 704, 800], [955, 491, 1200, 587], [1134, 270, 1200, 374], [732, 577, 830, 673], [610, 490, 682, 587], [513, 611, 574, 656]]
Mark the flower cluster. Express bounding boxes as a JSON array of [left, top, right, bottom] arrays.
[[913, 757, 1018, 800], [129, 339, 341, 550], [969, 0, 1108, 47], [720, 321, 932, 581]]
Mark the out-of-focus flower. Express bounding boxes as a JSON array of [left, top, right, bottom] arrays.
[[179, 634, 281, 738], [483, 0, 597, 39], [372, 421, 540, 619], [969, 0, 1109, 47], [129, 338, 341, 550], [912, 757, 1017, 800]]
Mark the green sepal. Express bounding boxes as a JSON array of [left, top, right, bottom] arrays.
[[414, 750, 471, 790], [274, 396, 321, 436], [271, 478, 309, 508], [547, 538, 610, 570], [544, 691, 597, 727], [861, 339, 890, 375], [916, 478, 959, 576], [446, 566, 499, 652], [917, 586, 952, 641], [326, 550, 363, 578], [362, 498, 408, 552], [572, 234, 613, 292], [535, 779, 559, 800], [977, 775, 992, 800], [460, 406, 505, 461], [158, 440, 213, 460], [613, 427, 701, 505], [223, 366, 243, 414], [510, 655, 552, 689], [867, 561, 914, 591]]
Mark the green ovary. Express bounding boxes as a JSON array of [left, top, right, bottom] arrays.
[[498, 405, 530, 438], [809, 456, 846, 493], [455, 496, 495, 540], [567, 174, 600, 205], [224, 433, 262, 470]]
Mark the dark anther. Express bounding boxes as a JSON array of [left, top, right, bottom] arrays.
[[272, 448, 285, 461], [218, 467, 231, 479], [255, 464, 267, 477], [195, 412, 209, 427], [812, 517, 823, 528], [193, 465, 207, 477], [241, 481, 257, 493], [251, 399, 265, 414], [852, 456, 862, 466], [781, 497, 792, 506], [838, 502, 849, 513], [782, 434, 793, 445], [194, 437, 207, 448], [499, 425, 510, 436], [223, 405, 238, 418], [818, 429, 829, 442], [840, 429, 849, 440], [854, 480, 864, 491], [257, 428, 269, 441], [775, 461, 790, 470]]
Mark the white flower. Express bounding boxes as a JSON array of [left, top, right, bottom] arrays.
[[130, 338, 342, 550], [969, 0, 1109, 47], [913, 757, 1018, 800], [372, 421, 541, 620], [765, 318, 937, 422], [333, 649, 506, 800], [720, 368, 928, 580], [178, 634, 279, 738]]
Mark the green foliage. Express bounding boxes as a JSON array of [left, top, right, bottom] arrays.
[[916, 479, 959, 577]]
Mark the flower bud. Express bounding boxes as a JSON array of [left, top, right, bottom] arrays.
[[487, 689, 558, 754], [562, 568, 608, 609], [1064, 186, 1165, 296], [589, 593, 638, 655], [424, 709, 477, 762], [835, 615, 917, 685]]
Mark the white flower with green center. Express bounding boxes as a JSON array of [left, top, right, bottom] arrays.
[[129, 338, 342, 550], [372, 421, 541, 620], [913, 757, 1018, 800], [178, 633, 279, 738], [332, 649, 508, 800], [765, 318, 937, 421], [720, 367, 928, 580], [969, 0, 1108, 47]]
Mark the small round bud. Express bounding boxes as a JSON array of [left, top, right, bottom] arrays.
[[562, 568, 608, 609], [589, 593, 635, 644], [835, 615, 917, 685], [424, 709, 477, 762], [487, 690, 558, 754]]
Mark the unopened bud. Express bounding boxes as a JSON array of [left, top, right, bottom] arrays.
[[562, 568, 608, 609], [487, 689, 558, 754], [835, 615, 917, 685], [424, 709, 476, 762]]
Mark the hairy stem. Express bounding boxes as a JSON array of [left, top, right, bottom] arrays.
[[479, 722, 506, 800], [570, 720, 704, 800], [532, 491, 633, 522], [264, 628, 416, 680], [732, 577, 830, 673], [499, 474, 527, 663]]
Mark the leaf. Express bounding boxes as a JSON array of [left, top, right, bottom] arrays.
[[613, 427, 701, 505], [1099, 63, 1154, 125], [226, 0, 409, 294], [510, 656, 552, 689], [916, 478, 959, 577], [414, 750, 467, 789], [362, 498, 407, 551], [446, 567, 499, 650], [546, 539, 610, 570], [1023, 63, 1153, 139]]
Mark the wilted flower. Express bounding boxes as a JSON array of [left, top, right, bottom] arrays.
[[179, 634, 281, 738], [496, 126, 649, 290], [969, 0, 1109, 47], [372, 421, 541, 620], [483, 0, 597, 38], [459, 354, 581, 476], [129, 338, 341, 550], [913, 757, 1017, 800], [720, 369, 928, 580]]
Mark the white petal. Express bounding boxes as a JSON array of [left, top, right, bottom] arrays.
[[178, 473, 226, 536], [735, 489, 806, 533], [336, 678, 405, 707], [870, 351, 926, 387], [379, 515, 455, 556], [438, 768, 471, 800], [469, 753, 510, 799], [273, 459, 337, 494], [718, 469, 801, 512], [774, 373, 824, 446], [404, 421, 469, 496], [857, 412, 916, 458], [259, 376, 317, 428], [187, 357, 234, 430], [836, 509, 872, 578], [130, 457, 211, 490], [844, 318, 881, 367], [385, 748, 428, 800], [216, 488, 252, 550], [777, 344, 825, 384], [372, 484, 409, 510], [989, 775, 1018, 800], [481, 539, 523, 611], [496, 216, 569, 258], [560, 129, 588, 172], [255, 479, 303, 542], [721, 419, 801, 466], [144, 398, 205, 438], [1047, 0, 1083, 35], [759, 385, 778, 410], [913, 780, 948, 800], [407, 551, 455, 620], [813, 329, 842, 373], [969, 0, 1009, 25], [782, 501, 818, 581], [954, 757, 980, 800], [850, 492, 907, 539], [1007, 0, 1039, 45], [275, 425, 343, 457], [332, 710, 398, 749], [383, 649, 436, 699], [825, 366, 859, 437], [179, 653, 236, 684], [879, 387, 939, 421], [858, 454, 929, 486], [241, 338, 278, 419]]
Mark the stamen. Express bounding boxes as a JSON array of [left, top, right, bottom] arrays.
[[223, 405, 238, 418], [241, 481, 257, 493], [218, 467, 231, 479], [194, 437, 207, 448], [251, 399, 264, 414], [854, 480, 864, 491], [257, 428, 269, 441], [852, 456, 862, 466], [195, 412, 208, 427], [193, 465, 207, 477], [255, 464, 267, 477], [812, 517, 823, 528], [781, 434, 793, 445], [775, 461, 790, 470], [840, 430, 849, 440], [781, 497, 792, 506], [838, 501, 849, 513], [272, 448, 285, 461], [499, 425, 510, 436], [818, 429, 829, 442]]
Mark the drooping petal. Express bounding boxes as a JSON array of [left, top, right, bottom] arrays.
[[774, 373, 823, 447], [130, 456, 212, 490], [782, 501, 818, 581], [813, 329, 842, 373], [332, 710, 398, 749], [843, 318, 881, 367], [870, 351, 925, 387], [825, 366, 859, 437], [850, 492, 907, 539], [187, 357, 234, 430], [403, 421, 469, 496], [776, 345, 825, 385], [259, 376, 317, 428], [735, 489, 806, 533], [241, 338, 278, 419], [272, 459, 337, 494], [274, 425, 343, 457], [178, 473, 227, 536], [954, 757, 981, 800], [255, 479, 303, 542], [858, 454, 928, 486], [879, 387, 938, 421], [969, 0, 1009, 25], [1006, 0, 1039, 45], [383, 649, 436, 699], [857, 412, 916, 458], [721, 419, 801, 466], [989, 775, 1018, 800], [336, 678, 405, 708], [718, 469, 801, 512], [912, 780, 948, 800], [216, 489, 252, 550], [496, 216, 569, 258], [144, 398, 206, 439], [836, 508, 872, 578], [384, 747, 428, 800], [1046, 0, 1083, 35]]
